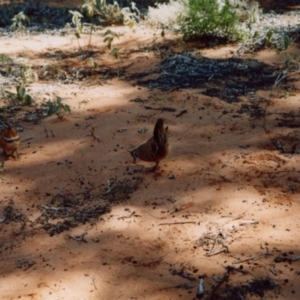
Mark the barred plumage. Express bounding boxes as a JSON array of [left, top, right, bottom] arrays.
[[0, 122, 20, 158], [128, 118, 169, 170]]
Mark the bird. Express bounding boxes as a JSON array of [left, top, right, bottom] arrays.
[[0, 122, 20, 158], [128, 118, 169, 170]]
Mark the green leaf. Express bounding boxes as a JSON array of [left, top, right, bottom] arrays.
[[17, 85, 25, 100], [48, 106, 60, 116], [110, 47, 120, 59], [56, 96, 62, 104], [266, 29, 273, 40], [69, 10, 83, 18], [82, 3, 94, 18], [126, 20, 135, 29], [25, 15, 30, 24], [252, 31, 259, 39], [46, 100, 54, 107], [23, 94, 32, 106], [104, 36, 113, 49], [64, 104, 71, 113], [104, 29, 112, 36], [282, 35, 291, 50]]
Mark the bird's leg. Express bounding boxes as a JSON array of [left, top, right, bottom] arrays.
[[149, 161, 159, 172], [132, 154, 137, 163], [12, 150, 19, 159]]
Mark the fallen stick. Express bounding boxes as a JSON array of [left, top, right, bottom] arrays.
[[118, 211, 135, 220], [239, 220, 259, 226], [159, 221, 196, 226], [21, 137, 33, 143], [233, 252, 272, 264], [207, 272, 229, 300], [274, 254, 300, 263], [176, 109, 188, 118], [206, 246, 228, 257], [226, 265, 251, 275], [144, 105, 176, 112], [170, 267, 196, 281], [92, 276, 98, 290], [41, 205, 63, 211]]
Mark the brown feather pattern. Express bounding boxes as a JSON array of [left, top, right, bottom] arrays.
[[128, 118, 169, 169], [0, 122, 20, 158]]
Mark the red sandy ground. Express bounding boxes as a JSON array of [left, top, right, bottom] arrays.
[[1, 12, 300, 300]]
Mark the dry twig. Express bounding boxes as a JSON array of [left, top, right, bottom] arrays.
[[159, 221, 196, 226], [233, 252, 272, 264]]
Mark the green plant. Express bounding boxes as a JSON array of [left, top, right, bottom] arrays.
[[262, 29, 292, 53], [97, 1, 139, 26], [260, 29, 295, 89], [0, 54, 13, 75], [10, 11, 30, 32], [44, 64, 65, 78], [21, 65, 38, 83], [82, 1, 98, 48], [47, 97, 71, 120], [84, 57, 98, 69], [120, 2, 140, 28], [82, 0, 140, 27], [83, 0, 107, 12], [103, 29, 121, 58], [272, 51, 300, 90], [69, 10, 84, 49], [4, 85, 33, 106], [68, 1, 139, 50], [68, 1, 139, 54], [178, 0, 246, 41], [0, 54, 13, 65]]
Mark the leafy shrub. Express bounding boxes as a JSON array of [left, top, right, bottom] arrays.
[[10, 11, 30, 32], [81, 0, 140, 26], [103, 29, 121, 58], [21, 65, 38, 83], [146, 0, 259, 42], [0, 54, 14, 75], [4, 85, 33, 106], [69, 10, 84, 39], [178, 0, 246, 41]]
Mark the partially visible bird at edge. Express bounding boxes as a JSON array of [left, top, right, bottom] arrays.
[[0, 122, 20, 159], [127, 118, 170, 170]]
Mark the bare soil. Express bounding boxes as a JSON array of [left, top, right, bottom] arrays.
[[1, 14, 300, 300]]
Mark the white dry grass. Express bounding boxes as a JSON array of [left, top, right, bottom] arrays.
[[144, 0, 187, 29]]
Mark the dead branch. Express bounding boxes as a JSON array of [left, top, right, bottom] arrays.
[[159, 221, 196, 226], [206, 272, 229, 300], [118, 211, 135, 220], [170, 267, 197, 281], [233, 253, 272, 264], [66, 232, 88, 243], [176, 109, 188, 118], [206, 246, 229, 257], [144, 105, 176, 112]]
